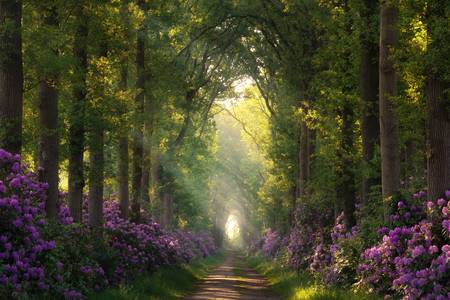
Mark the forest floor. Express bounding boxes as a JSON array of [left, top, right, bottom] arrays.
[[183, 251, 281, 300]]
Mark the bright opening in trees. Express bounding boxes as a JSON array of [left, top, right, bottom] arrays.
[[225, 214, 241, 246]]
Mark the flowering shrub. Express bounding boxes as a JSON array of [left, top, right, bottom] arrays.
[[249, 189, 449, 300], [0, 149, 59, 298], [261, 229, 283, 258], [324, 219, 361, 286], [0, 149, 217, 299], [287, 224, 316, 271], [358, 193, 450, 299]]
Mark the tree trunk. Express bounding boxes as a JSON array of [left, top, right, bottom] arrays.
[[338, 101, 356, 229], [38, 6, 59, 220], [161, 192, 173, 229], [298, 121, 309, 197], [426, 77, 450, 200], [131, 0, 146, 222], [360, 0, 380, 204], [425, 0, 450, 201], [118, 135, 129, 219], [39, 80, 59, 219], [68, 6, 88, 222], [0, 0, 23, 154], [118, 0, 130, 219], [379, 1, 400, 208], [88, 126, 104, 228]]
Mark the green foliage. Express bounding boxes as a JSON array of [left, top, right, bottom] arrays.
[[89, 252, 224, 300], [246, 255, 381, 300]]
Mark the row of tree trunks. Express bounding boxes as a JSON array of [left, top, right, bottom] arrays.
[[0, 0, 23, 154], [68, 5, 88, 223]]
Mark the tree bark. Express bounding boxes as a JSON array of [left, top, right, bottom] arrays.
[[0, 0, 23, 154], [338, 101, 356, 229], [118, 135, 129, 219], [88, 125, 104, 228], [379, 1, 400, 207], [425, 0, 450, 200], [426, 77, 450, 200], [39, 80, 59, 219], [161, 192, 173, 229], [118, 0, 130, 219], [68, 5, 88, 222], [38, 6, 59, 220], [360, 0, 380, 203], [140, 0, 152, 206], [131, 0, 146, 222], [141, 79, 152, 205], [298, 121, 309, 198]]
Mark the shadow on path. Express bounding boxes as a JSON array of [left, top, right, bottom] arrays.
[[183, 251, 280, 300]]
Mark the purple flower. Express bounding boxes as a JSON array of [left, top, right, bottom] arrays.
[[9, 177, 21, 189], [445, 190, 450, 199], [437, 198, 446, 206]]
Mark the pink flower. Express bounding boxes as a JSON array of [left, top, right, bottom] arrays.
[[428, 245, 438, 254]]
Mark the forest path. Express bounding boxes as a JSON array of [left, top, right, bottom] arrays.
[[183, 251, 281, 300]]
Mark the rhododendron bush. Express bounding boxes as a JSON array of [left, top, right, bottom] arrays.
[[250, 189, 450, 299], [0, 149, 217, 299]]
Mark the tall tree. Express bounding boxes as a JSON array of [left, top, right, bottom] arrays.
[[425, 0, 450, 200], [0, 0, 23, 154], [87, 41, 108, 228], [38, 5, 59, 219], [118, 0, 130, 219], [359, 0, 380, 203], [379, 0, 400, 207], [68, 5, 88, 222], [131, 0, 146, 221]]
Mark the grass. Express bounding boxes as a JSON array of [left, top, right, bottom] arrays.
[[246, 255, 382, 300], [89, 252, 224, 300]]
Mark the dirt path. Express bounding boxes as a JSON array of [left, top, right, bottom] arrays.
[[183, 252, 281, 300]]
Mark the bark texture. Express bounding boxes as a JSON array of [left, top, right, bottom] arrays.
[[161, 192, 173, 229], [39, 79, 59, 219], [68, 6, 88, 222], [118, 0, 130, 219], [379, 1, 400, 205], [338, 101, 356, 229], [360, 0, 380, 203], [0, 0, 23, 154], [425, 0, 450, 200], [88, 126, 104, 228], [38, 6, 59, 220], [427, 78, 450, 200], [131, 0, 146, 222], [118, 135, 129, 219]]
